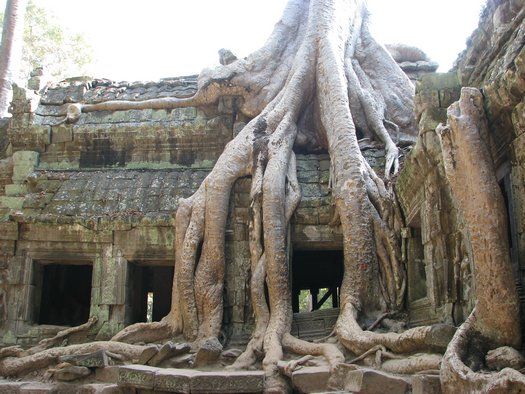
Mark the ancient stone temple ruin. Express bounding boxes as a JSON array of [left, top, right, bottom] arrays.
[[0, 0, 524, 392]]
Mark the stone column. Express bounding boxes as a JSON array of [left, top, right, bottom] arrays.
[[93, 245, 128, 340]]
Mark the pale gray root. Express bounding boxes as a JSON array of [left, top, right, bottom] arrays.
[[346, 344, 442, 373], [231, 152, 299, 371], [0, 341, 149, 377], [345, 57, 399, 178], [260, 117, 300, 391], [437, 88, 523, 391], [0, 346, 25, 359], [282, 333, 344, 371], [363, 160, 405, 311], [336, 303, 453, 356], [228, 255, 268, 370], [278, 355, 315, 377], [28, 316, 98, 353], [228, 161, 268, 369], [110, 320, 175, 344], [311, 0, 448, 368], [178, 124, 255, 343], [441, 310, 525, 393], [381, 353, 442, 374]]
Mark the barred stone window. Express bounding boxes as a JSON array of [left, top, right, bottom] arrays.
[[291, 250, 343, 313], [126, 263, 173, 324]]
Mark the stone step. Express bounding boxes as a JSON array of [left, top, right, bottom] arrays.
[[291, 364, 442, 394], [292, 365, 331, 393], [330, 364, 413, 394], [117, 365, 265, 393], [0, 381, 120, 393], [412, 374, 442, 394]]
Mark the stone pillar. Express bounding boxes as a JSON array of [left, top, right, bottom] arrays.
[[93, 246, 128, 340], [224, 178, 252, 344], [0, 150, 38, 212], [3, 252, 33, 343]]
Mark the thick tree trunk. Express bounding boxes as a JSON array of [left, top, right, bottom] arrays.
[[438, 87, 521, 348], [438, 87, 523, 392], [0, 0, 27, 117]]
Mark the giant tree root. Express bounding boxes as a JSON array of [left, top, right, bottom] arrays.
[[0, 341, 151, 377], [31, 316, 98, 353], [441, 310, 525, 393], [110, 319, 176, 344]]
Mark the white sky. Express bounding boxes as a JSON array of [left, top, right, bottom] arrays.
[[2, 0, 486, 82]]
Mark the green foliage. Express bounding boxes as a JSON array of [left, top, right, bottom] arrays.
[[0, 0, 93, 82], [298, 288, 334, 313]]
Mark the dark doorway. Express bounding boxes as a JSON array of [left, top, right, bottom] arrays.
[[407, 223, 427, 303], [127, 264, 174, 324], [292, 250, 344, 313], [36, 263, 92, 326]]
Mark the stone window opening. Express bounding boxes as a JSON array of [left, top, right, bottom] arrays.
[[32, 261, 93, 327], [291, 250, 343, 313], [126, 263, 173, 324]]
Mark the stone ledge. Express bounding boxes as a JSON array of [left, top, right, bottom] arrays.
[[118, 365, 265, 393], [0, 222, 18, 240]]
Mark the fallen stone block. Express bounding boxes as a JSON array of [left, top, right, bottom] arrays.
[[95, 366, 120, 383], [412, 374, 442, 394], [138, 344, 159, 365], [78, 383, 121, 393], [292, 366, 330, 393], [331, 365, 411, 394], [0, 381, 26, 393], [148, 341, 191, 367], [54, 365, 91, 381], [60, 349, 109, 368], [19, 382, 59, 393], [163, 353, 194, 368], [190, 370, 265, 393], [486, 346, 525, 371], [194, 337, 223, 367]]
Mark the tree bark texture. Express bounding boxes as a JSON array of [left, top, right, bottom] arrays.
[[0, 0, 27, 117], [438, 87, 524, 393]]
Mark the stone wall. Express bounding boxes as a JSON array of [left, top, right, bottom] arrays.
[[397, 73, 470, 327]]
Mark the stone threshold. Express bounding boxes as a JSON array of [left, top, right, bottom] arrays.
[[117, 365, 265, 393]]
